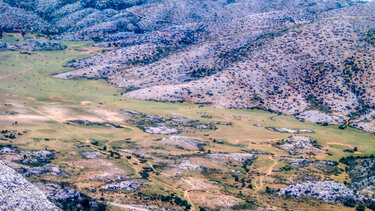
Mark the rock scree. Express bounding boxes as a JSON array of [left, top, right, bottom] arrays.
[[0, 160, 59, 210]]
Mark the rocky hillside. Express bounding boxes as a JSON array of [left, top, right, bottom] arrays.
[[0, 160, 59, 210], [2, 0, 375, 132]]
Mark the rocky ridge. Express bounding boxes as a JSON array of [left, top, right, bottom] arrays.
[[0, 160, 59, 210]]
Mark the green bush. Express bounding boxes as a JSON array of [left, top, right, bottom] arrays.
[[357, 204, 366, 211]]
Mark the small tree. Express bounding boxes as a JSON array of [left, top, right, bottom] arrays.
[[265, 186, 273, 194], [367, 202, 375, 210], [344, 198, 356, 207], [356, 204, 366, 211]]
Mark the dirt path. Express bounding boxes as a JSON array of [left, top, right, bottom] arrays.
[[111, 148, 142, 175], [27, 106, 65, 124], [103, 138, 178, 195], [256, 155, 278, 192], [181, 179, 196, 211], [184, 190, 195, 211], [0, 75, 10, 79], [327, 142, 354, 148], [252, 155, 279, 209]]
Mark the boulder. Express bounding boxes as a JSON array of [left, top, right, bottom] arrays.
[[100, 179, 147, 191], [81, 151, 105, 159]]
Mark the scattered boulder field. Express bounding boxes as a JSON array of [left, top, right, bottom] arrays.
[[278, 181, 362, 204], [100, 179, 148, 192], [274, 136, 323, 155], [266, 127, 314, 134], [158, 136, 205, 150]]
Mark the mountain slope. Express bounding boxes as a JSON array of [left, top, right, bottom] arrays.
[[124, 3, 375, 115], [2, 0, 375, 132]]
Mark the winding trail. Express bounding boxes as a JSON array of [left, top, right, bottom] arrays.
[[184, 190, 195, 211], [256, 155, 278, 192], [181, 179, 197, 210]]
